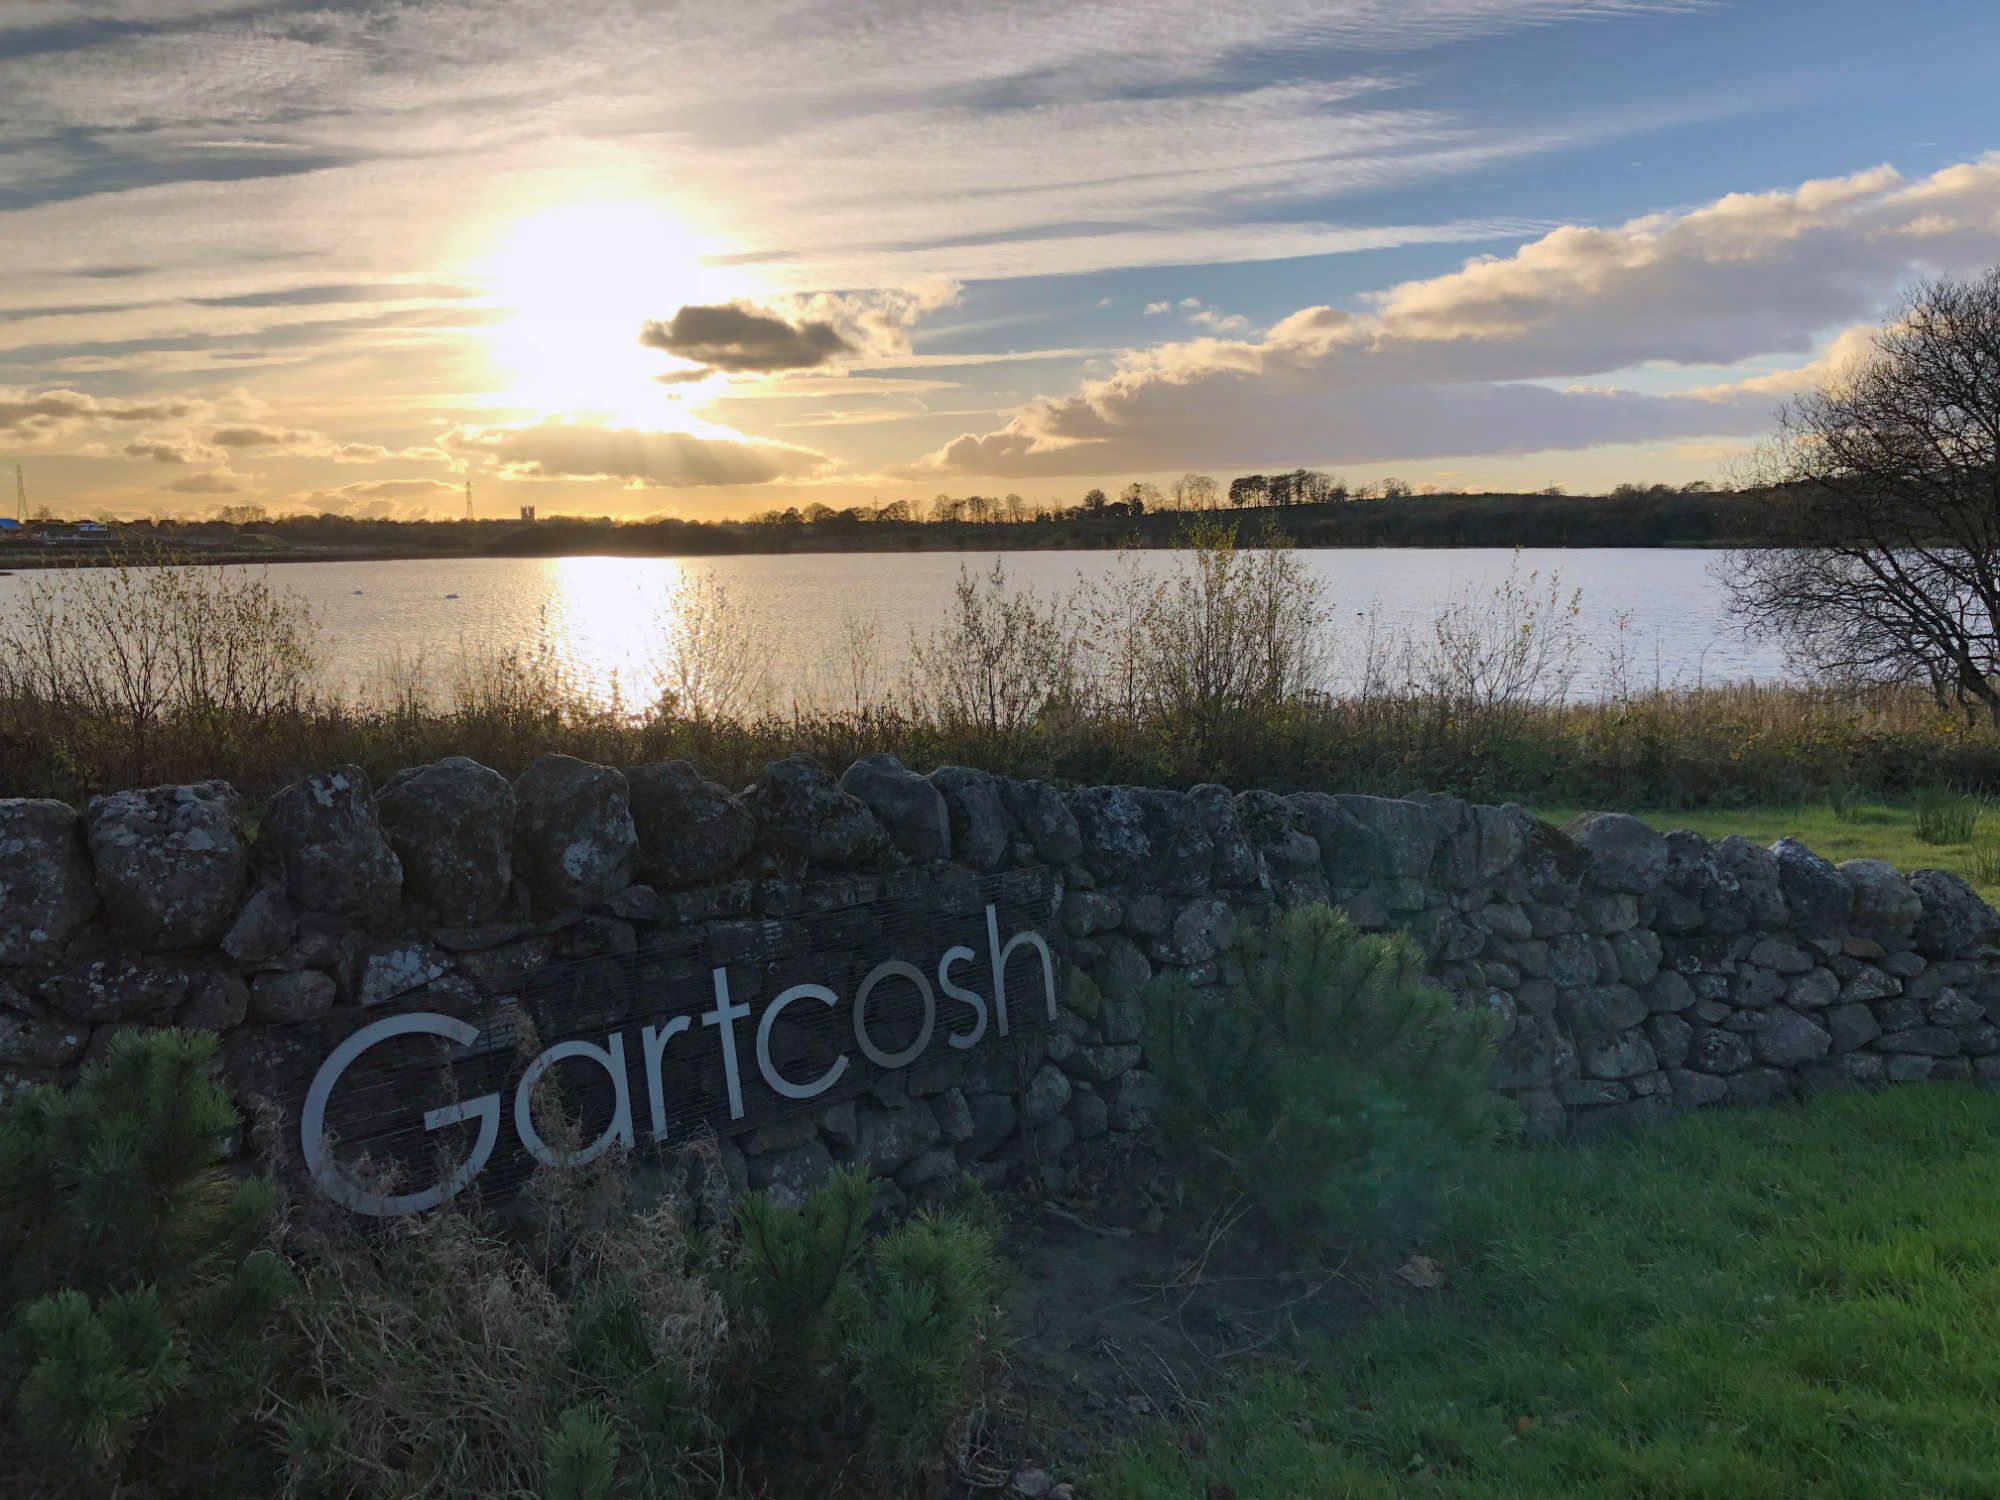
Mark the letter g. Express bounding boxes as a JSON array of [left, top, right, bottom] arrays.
[[301, 1012, 500, 1218]]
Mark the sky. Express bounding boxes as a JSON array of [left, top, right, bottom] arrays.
[[3, 0, 2000, 522]]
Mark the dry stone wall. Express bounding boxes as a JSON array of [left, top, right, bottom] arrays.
[[2, 751, 1997, 1210]]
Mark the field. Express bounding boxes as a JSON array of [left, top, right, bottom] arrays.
[[1101, 1086, 2000, 1499]]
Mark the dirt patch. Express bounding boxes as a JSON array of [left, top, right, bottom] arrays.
[[954, 1141, 1389, 1493]]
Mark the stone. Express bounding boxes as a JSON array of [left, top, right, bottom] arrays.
[[376, 757, 515, 923], [0, 1010, 89, 1068], [44, 953, 194, 1023], [249, 969, 337, 1023], [935, 1087, 975, 1143], [964, 1092, 1018, 1158], [821, 1100, 858, 1150], [1747, 936, 1815, 975], [854, 1101, 941, 1173], [1547, 933, 1599, 988], [627, 761, 758, 889], [454, 933, 556, 993], [1644, 970, 1696, 1012], [928, 765, 1012, 871], [1873, 1026, 1961, 1057], [1565, 812, 1668, 893], [1060, 1043, 1141, 1085], [1578, 891, 1640, 934], [1886, 1055, 1936, 1083], [1841, 967, 1901, 1003], [1188, 784, 1262, 889], [1579, 1028, 1658, 1080], [747, 1139, 836, 1209], [84, 781, 247, 949], [1770, 839, 1851, 936], [1090, 932, 1153, 997], [1688, 1025, 1752, 1073], [1069, 1085, 1110, 1139], [512, 755, 638, 911], [260, 765, 402, 921], [1752, 1008, 1832, 1066], [1560, 984, 1648, 1034], [1024, 1063, 1072, 1125], [998, 778, 1083, 865], [1668, 1068, 1730, 1107], [1911, 869, 2000, 957], [744, 1114, 819, 1155], [1841, 859, 1923, 929], [1711, 837, 1787, 929], [1157, 897, 1232, 966], [221, 884, 293, 966], [1647, 1012, 1693, 1069], [1320, 795, 1441, 881], [1927, 987, 1986, 1028], [178, 970, 248, 1031], [1785, 968, 1839, 1009], [742, 754, 887, 869], [0, 799, 97, 965], [1105, 1069, 1164, 1132], [839, 754, 950, 862], [1120, 893, 1172, 939], [358, 941, 452, 1007], [1608, 929, 1663, 986], [1514, 1088, 1568, 1140], [1063, 891, 1122, 939], [1825, 1003, 1882, 1053], [897, 1147, 958, 1189]]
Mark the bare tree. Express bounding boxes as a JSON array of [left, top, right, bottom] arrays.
[[1722, 271, 2000, 721]]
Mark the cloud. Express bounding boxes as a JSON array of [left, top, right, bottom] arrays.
[[289, 478, 463, 519], [442, 418, 830, 487], [124, 436, 214, 465], [0, 388, 199, 441], [640, 304, 855, 373], [167, 472, 242, 494], [923, 156, 2000, 476], [639, 281, 962, 377], [207, 425, 399, 462]]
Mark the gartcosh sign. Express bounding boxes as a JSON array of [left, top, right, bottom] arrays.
[[253, 871, 1064, 1217]]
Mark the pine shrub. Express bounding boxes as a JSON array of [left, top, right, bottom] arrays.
[[1138, 902, 1514, 1250], [0, 1029, 293, 1495]]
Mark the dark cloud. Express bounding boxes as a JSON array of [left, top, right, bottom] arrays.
[[167, 472, 241, 494], [639, 303, 854, 373]]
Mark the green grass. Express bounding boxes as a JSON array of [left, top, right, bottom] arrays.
[[1101, 1087, 2000, 1499], [1534, 799, 2000, 906]]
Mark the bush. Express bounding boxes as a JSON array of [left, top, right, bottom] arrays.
[[731, 1166, 999, 1485], [0, 1029, 294, 1496], [1913, 785, 1985, 844], [1138, 903, 1514, 1250]]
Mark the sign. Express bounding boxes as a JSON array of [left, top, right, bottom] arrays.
[[241, 869, 1064, 1216]]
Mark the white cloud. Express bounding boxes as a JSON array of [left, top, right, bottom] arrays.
[[924, 156, 2000, 476]]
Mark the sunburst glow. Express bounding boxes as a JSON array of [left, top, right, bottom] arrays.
[[482, 200, 745, 424]]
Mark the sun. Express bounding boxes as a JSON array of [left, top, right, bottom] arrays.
[[481, 199, 747, 424]]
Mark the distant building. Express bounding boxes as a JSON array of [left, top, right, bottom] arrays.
[[0, 518, 20, 539], [519, 505, 537, 522]]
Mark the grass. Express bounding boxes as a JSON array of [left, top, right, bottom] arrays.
[[1533, 797, 2000, 905], [1101, 1086, 2000, 1499]]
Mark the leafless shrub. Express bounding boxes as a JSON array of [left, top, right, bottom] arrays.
[[1413, 556, 1583, 725], [652, 570, 770, 723], [906, 560, 1085, 740]]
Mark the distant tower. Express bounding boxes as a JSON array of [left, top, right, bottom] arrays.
[[464, 480, 474, 523], [14, 463, 24, 522]]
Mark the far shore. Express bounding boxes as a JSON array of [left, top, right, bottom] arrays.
[[0, 488, 1770, 570]]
